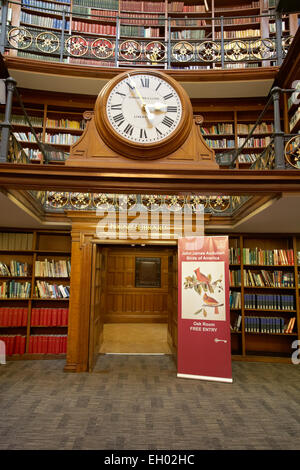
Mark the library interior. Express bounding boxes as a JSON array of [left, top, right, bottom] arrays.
[[0, 0, 300, 452]]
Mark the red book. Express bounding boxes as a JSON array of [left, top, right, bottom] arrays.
[[42, 335, 48, 354], [48, 336, 54, 354], [46, 308, 52, 326], [12, 308, 18, 327], [14, 335, 20, 354], [55, 336, 60, 354], [23, 308, 28, 327], [31, 308, 37, 326], [52, 308, 57, 327], [33, 335, 38, 354], [28, 336, 32, 353], [61, 308, 66, 326], [20, 336, 26, 355], [5, 308, 10, 326], [9, 336, 14, 356], [17, 308, 23, 326]]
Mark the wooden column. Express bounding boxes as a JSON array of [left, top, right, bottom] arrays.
[[64, 227, 94, 372]]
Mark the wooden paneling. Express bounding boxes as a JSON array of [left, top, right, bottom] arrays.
[[104, 246, 174, 323]]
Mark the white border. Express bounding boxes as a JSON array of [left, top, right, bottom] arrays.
[[177, 373, 233, 383]]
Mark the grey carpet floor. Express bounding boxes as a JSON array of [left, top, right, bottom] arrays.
[[0, 355, 300, 450]]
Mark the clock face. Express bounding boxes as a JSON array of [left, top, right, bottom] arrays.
[[105, 73, 183, 145]]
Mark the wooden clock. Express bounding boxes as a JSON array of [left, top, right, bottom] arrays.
[[94, 69, 194, 159]]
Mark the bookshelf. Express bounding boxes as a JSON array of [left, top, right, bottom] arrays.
[[0, 229, 71, 359], [199, 107, 276, 168], [227, 234, 300, 362], [6, 0, 298, 68], [2, 101, 87, 163]]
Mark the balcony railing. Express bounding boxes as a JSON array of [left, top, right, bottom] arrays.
[[0, 1, 295, 69]]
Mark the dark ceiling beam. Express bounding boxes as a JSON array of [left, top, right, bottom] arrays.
[[0, 164, 299, 195]]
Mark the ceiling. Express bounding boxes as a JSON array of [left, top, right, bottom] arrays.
[[0, 190, 299, 234], [7, 67, 275, 99]]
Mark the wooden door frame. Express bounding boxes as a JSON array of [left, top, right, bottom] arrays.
[[64, 210, 178, 373]]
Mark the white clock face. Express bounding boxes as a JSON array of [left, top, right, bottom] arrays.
[[106, 73, 183, 144]]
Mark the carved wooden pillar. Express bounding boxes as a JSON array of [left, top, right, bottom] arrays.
[[64, 228, 93, 372]]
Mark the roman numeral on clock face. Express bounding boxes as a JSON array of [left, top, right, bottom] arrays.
[[113, 113, 125, 126], [167, 106, 177, 113], [124, 123, 134, 136], [163, 93, 173, 100], [111, 104, 122, 110], [140, 129, 147, 139], [162, 116, 174, 128], [140, 77, 150, 88]]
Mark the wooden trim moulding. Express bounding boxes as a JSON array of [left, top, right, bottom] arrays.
[[0, 164, 300, 195], [4, 57, 279, 83]]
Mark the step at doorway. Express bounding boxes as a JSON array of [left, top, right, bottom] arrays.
[[99, 323, 172, 354]]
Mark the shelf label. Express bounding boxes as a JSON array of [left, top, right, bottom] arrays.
[[177, 236, 232, 383]]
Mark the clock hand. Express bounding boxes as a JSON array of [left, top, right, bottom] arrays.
[[127, 74, 155, 125], [146, 102, 167, 113]]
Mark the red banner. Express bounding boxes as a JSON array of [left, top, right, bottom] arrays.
[[177, 236, 232, 383]]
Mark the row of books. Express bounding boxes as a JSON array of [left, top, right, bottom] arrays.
[[244, 293, 295, 310], [244, 269, 295, 288], [0, 335, 26, 355], [215, 17, 261, 26], [0, 261, 31, 277], [204, 139, 235, 149], [45, 118, 85, 130], [230, 291, 241, 309], [35, 259, 71, 278], [23, 147, 42, 160], [216, 29, 260, 39], [44, 133, 80, 145], [0, 281, 31, 299], [170, 19, 209, 27], [0, 308, 28, 327], [236, 122, 274, 134], [0, 232, 33, 251], [22, 0, 71, 13], [9, 114, 43, 127], [72, 21, 117, 35], [244, 316, 296, 334], [238, 153, 257, 163], [20, 12, 70, 30], [237, 136, 272, 147], [201, 124, 234, 135], [230, 269, 241, 287], [121, 1, 165, 12], [171, 29, 206, 40], [243, 248, 294, 266], [229, 247, 241, 264], [120, 25, 162, 37], [35, 281, 70, 299], [118, 13, 164, 26], [14, 132, 40, 143], [73, 0, 118, 9], [215, 1, 260, 11], [168, 3, 208, 13], [28, 335, 67, 354], [31, 307, 68, 326]]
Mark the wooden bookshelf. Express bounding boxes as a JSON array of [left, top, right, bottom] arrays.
[[198, 107, 276, 168], [228, 234, 300, 362], [0, 229, 71, 359]]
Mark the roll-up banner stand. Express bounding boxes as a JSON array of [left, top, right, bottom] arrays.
[[177, 236, 233, 383]]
